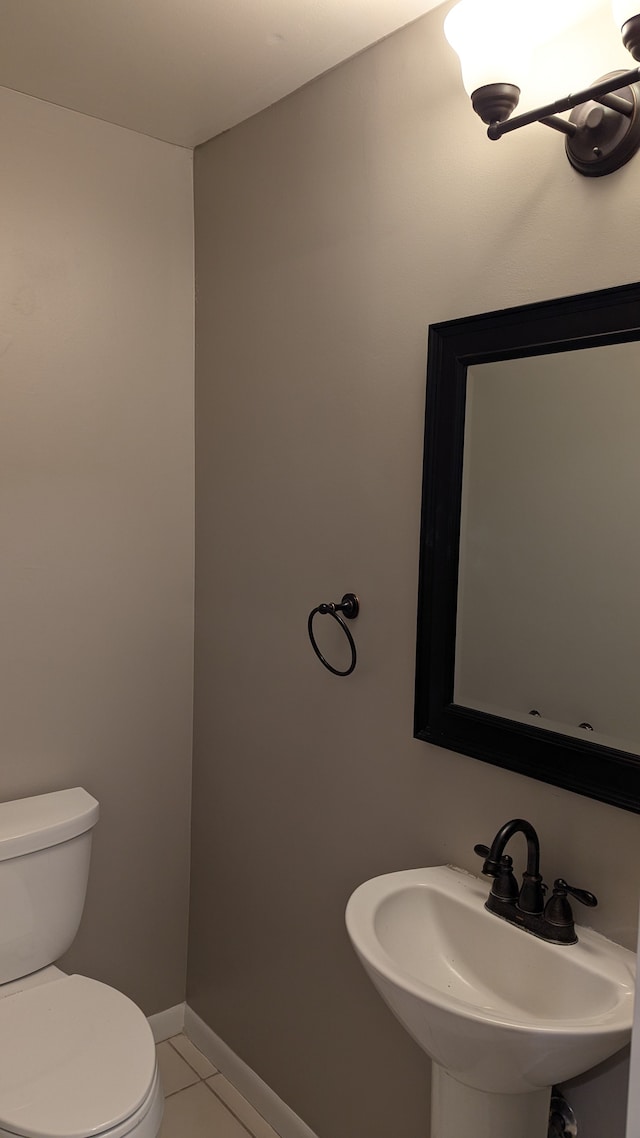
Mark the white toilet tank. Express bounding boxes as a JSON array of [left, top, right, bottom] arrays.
[[0, 788, 100, 984]]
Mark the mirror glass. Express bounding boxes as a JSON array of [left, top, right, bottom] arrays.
[[413, 281, 640, 813], [455, 342, 640, 755]]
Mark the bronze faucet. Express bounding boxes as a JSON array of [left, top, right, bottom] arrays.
[[475, 819, 597, 945]]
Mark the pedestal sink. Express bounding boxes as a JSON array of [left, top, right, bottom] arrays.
[[345, 865, 635, 1138]]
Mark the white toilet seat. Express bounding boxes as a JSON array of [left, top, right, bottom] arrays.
[[0, 1069, 163, 1138], [0, 974, 161, 1138]]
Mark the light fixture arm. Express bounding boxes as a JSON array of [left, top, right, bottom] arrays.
[[487, 66, 640, 139], [538, 115, 578, 138]]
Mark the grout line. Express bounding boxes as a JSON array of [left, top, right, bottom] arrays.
[[163, 1084, 197, 1100], [203, 1075, 258, 1138], [166, 1034, 206, 1078], [208, 1073, 281, 1137], [159, 1034, 281, 1138]]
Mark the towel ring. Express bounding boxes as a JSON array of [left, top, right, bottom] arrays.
[[307, 593, 360, 676]]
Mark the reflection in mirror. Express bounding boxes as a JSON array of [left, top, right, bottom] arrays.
[[455, 342, 640, 755]]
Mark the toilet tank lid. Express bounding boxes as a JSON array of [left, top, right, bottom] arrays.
[[0, 788, 99, 861]]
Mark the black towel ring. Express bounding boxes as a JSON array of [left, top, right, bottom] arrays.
[[307, 593, 360, 676]]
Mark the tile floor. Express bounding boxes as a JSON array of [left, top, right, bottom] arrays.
[[156, 1034, 282, 1138]]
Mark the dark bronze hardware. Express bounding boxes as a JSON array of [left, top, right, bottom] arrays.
[[473, 844, 518, 902], [474, 819, 597, 944], [307, 593, 359, 676], [544, 879, 598, 936], [485, 67, 640, 178]]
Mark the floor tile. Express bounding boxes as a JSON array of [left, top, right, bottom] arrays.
[[208, 1075, 280, 1138], [156, 1040, 200, 1096], [159, 1082, 252, 1138], [169, 1033, 218, 1078]]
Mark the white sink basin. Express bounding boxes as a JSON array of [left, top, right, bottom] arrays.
[[345, 864, 635, 1095]]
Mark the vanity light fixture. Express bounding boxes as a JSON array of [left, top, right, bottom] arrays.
[[444, 0, 640, 175]]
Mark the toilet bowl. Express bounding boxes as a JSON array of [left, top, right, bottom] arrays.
[[0, 789, 163, 1138]]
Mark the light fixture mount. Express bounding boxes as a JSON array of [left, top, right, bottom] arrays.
[[483, 66, 640, 177], [565, 72, 640, 175]]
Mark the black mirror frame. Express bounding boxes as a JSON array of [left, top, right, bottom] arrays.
[[414, 280, 640, 814]]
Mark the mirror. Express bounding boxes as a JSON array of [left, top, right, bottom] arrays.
[[414, 281, 640, 813]]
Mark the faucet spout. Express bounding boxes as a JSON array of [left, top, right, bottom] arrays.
[[483, 818, 540, 877], [482, 818, 544, 915]]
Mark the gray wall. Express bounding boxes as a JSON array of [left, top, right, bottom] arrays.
[[190, 5, 640, 1137], [1, 85, 195, 1014]]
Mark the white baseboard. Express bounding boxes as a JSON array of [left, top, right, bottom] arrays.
[[147, 1002, 186, 1043], [184, 1004, 318, 1138]]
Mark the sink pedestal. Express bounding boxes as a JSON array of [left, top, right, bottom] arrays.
[[431, 1066, 551, 1138]]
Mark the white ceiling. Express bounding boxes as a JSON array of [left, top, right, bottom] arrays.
[[0, 0, 445, 148]]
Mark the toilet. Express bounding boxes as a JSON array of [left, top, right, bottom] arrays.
[[0, 787, 163, 1138]]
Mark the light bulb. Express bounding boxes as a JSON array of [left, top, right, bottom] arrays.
[[444, 0, 534, 96], [612, 1, 640, 29]]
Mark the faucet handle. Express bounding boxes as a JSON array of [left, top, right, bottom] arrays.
[[474, 845, 518, 901], [553, 879, 598, 908], [474, 843, 502, 873], [544, 878, 597, 936], [474, 843, 512, 869]]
